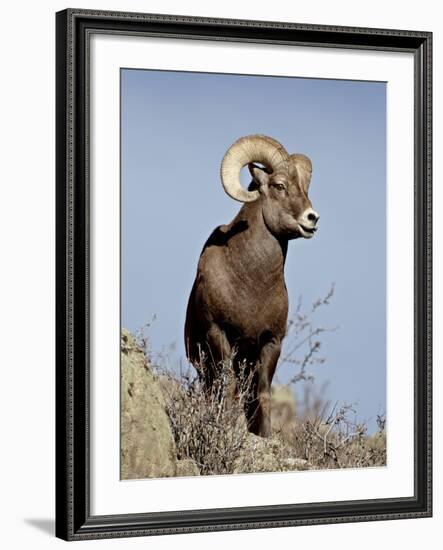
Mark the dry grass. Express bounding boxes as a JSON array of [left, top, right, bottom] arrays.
[[157, 361, 252, 475]]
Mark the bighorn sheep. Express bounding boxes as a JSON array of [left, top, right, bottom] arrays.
[[185, 135, 319, 437]]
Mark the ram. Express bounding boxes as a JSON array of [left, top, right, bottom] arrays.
[[185, 135, 319, 437]]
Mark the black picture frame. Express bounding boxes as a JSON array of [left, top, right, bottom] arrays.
[[55, 8, 432, 541]]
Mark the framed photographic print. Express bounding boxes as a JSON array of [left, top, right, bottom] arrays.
[[55, 8, 432, 541]]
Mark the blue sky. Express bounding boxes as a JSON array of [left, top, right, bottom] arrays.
[[121, 68, 386, 433]]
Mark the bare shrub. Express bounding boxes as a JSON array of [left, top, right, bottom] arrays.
[[157, 360, 253, 476], [279, 284, 337, 385], [274, 285, 387, 469], [285, 399, 386, 469], [133, 315, 157, 356]]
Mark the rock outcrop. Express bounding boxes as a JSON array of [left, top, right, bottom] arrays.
[[175, 459, 201, 477], [271, 384, 297, 433], [121, 330, 177, 479], [234, 433, 308, 473]]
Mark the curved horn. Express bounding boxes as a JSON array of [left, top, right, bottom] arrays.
[[290, 153, 312, 193], [220, 135, 290, 202]]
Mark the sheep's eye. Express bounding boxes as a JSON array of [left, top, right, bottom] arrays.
[[273, 182, 286, 191]]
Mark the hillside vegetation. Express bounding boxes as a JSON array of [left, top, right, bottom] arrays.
[[121, 329, 386, 479]]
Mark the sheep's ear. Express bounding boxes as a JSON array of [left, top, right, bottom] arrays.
[[291, 154, 312, 193], [248, 163, 269, 191]]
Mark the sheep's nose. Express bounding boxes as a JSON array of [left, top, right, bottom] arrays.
[[307, 211, 320, 224]]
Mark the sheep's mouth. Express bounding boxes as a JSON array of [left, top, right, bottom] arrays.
[[298, 224, 317, 238]]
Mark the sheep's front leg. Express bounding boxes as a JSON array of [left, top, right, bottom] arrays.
[[245, 340, 281, 437], [200, 323, 232, 391]]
